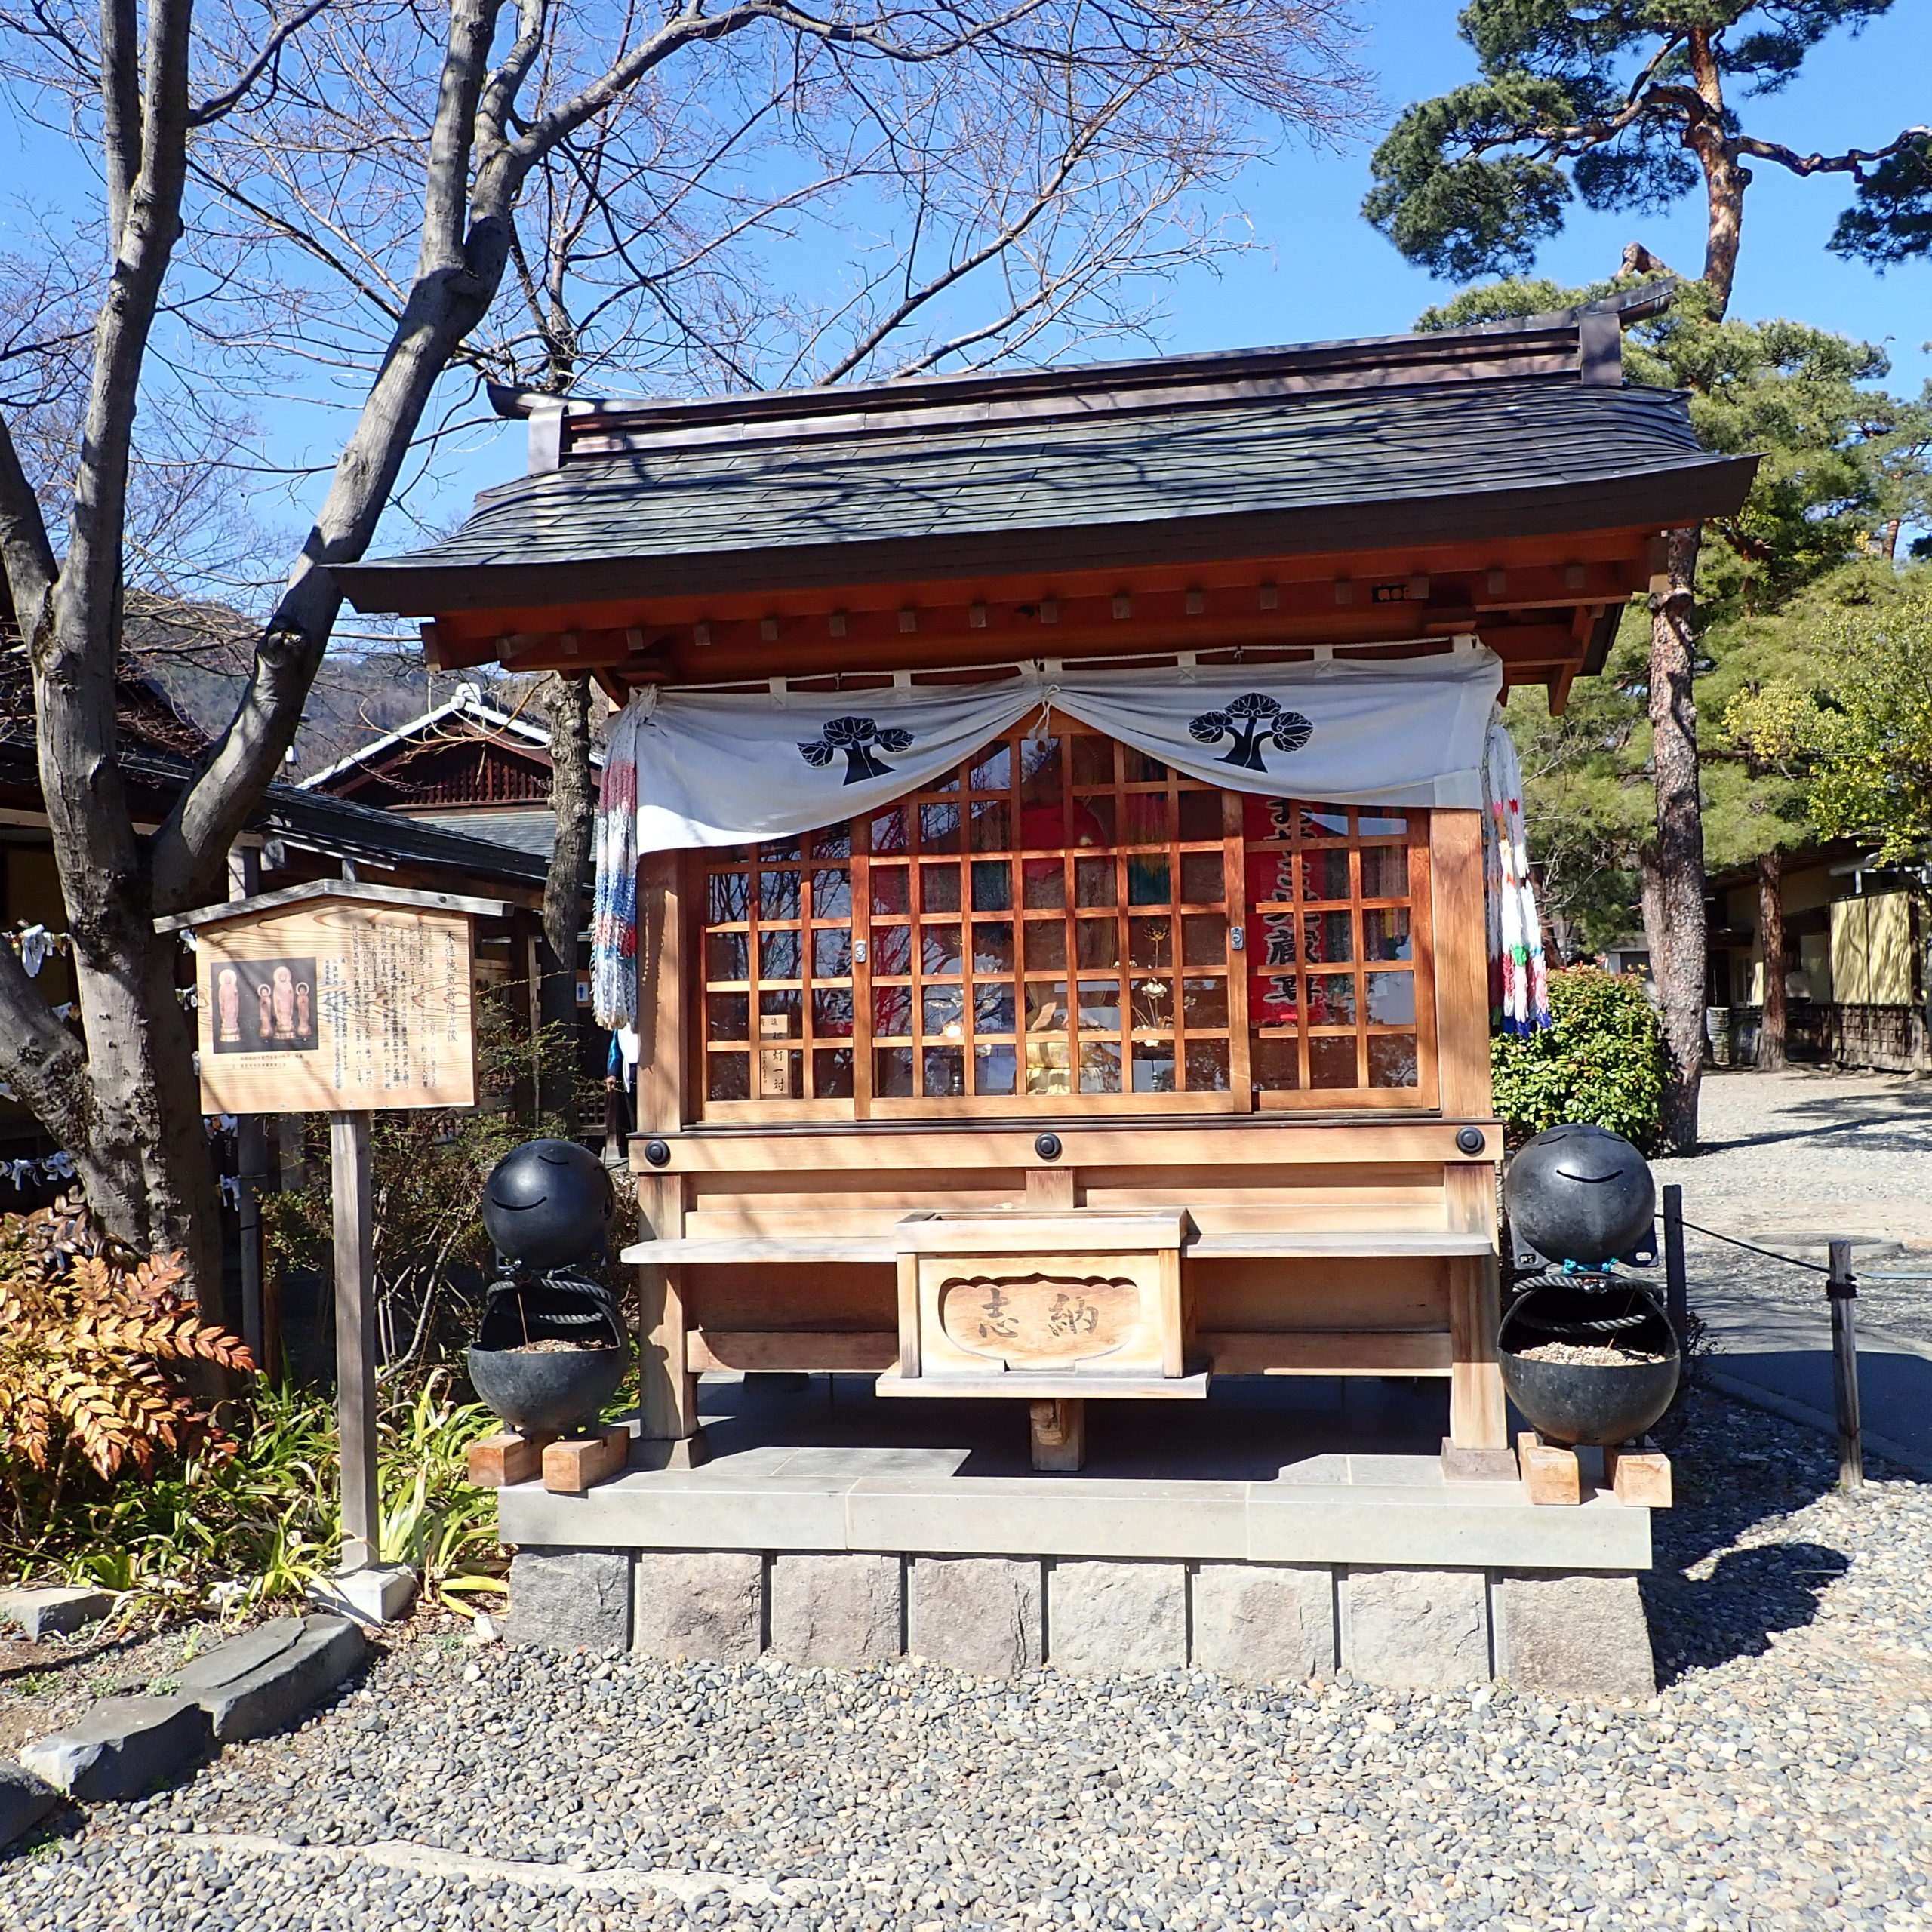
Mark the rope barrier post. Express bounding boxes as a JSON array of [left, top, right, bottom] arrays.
[[1662, 1183, 1688, 1340], [1826, 1237, 1863, 1493]]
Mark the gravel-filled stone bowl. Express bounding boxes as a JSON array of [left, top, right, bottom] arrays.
[[466, 1339, 629, 1438], [1498, 1276, 1680, 1446]]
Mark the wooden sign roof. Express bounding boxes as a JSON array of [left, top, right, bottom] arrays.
[[155, 878, 509, 934]]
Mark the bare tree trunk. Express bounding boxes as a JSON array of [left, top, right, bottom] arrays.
[[538, 674, 595, 1129], [1644, 525, 1708, 1154], [1757, 849, 1786, 1072]]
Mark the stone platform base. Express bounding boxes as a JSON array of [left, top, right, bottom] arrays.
[[509, 1546, 1653, 1700], [499, 1377, 1658, 1699]]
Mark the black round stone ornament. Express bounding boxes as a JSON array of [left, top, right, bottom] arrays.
[[481, 1138, 616, 1269], [1503, 1122, 1656, 1266]]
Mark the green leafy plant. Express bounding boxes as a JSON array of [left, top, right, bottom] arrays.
[[1492, 966, 1666, 1152], [375, 1375, 509, 1616], [3, 1373, 507, 1624]]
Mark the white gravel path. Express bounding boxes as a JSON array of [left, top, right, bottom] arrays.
[[1654, 1068, 1932, 1343]]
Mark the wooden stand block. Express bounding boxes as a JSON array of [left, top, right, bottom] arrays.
[[467, 1432, 555, 1487], [1517, 1430, 1582, 1506], [542, 1426, 631, 1494], [1029, 1398, 1086, 1472], [1605, 1443, 1672, 1508]]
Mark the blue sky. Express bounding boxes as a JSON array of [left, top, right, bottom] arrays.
[[1171, 0, 1930, 377], [5, 0, 1927, 557]]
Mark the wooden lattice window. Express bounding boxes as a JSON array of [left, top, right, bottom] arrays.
[[694, 724, 1436, 1119]]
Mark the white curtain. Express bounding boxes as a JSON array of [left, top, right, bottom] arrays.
[[621, 649, 1501, 854], [590, 648, 1504, 1025]]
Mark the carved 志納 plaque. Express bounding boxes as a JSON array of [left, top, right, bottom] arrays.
[[937, 1272, 1140, 1369]]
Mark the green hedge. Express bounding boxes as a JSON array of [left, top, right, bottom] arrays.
[[1491, 965, 1666, 1153]]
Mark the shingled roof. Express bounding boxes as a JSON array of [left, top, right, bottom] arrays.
[[339, 303, 1756, 617]]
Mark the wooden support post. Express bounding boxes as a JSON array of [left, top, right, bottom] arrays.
[[1447, 1254, 1507, 1448], [635, 1170, 705, 1457], [1029, 1398, 1086, 1472], [1828, 1238, 1863, 1492], [1662, 1183, 1687, 1341], [1025, 1166, 1077, 1211], [330, 1110, 380, 1572], [895, 1250, 921, 1377]]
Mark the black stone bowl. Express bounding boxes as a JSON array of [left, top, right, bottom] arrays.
[[1498, 1279, 1680, 1447], [466, 1343, 629, 1438]]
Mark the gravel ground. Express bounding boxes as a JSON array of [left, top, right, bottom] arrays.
[[1654, 1069, 1932, 1343], [8, 1066, 1930, 1929], [7, 1385, 1932, 1932]]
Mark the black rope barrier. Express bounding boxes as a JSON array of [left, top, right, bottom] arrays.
[[1652, 1189, 1863, 1491]]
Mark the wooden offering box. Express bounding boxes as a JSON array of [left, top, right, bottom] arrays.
[[887, 1209, 1195, 1392], [340, 301, 1755, 1481]]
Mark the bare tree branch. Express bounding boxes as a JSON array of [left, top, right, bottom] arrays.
[[188, 0, 334, 125], [1734, 125, 1931, 179]]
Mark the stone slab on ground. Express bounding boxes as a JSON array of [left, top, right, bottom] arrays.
[[20, 1695, 211, 1801], [907, 1557, 1043, 1674], [768, 1554, 901, 1666], [1696, 1289, 1932, 1479], [0, 1586, 112, 1641], [508, 1548, 632, 1651], [1190, 1562, 1334, 1681], [0, 1764, 60, 1850], [183, 1614, 368, 1743], [1342, 1567, 1490, 1689], [179, 1620, 303, 1690], [1494, 1570, 1654, 1700], [1048, 1561, 1187, 1673], [632, 1550, 762, 1662]]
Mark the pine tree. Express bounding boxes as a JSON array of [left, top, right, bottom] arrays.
[[1424, 279, 1928, 1072], [1365, 1, 1927, 317], [1374, 4, 1924, 1146]]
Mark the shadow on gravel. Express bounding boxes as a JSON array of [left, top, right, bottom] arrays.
[[1642, 1540, 1850, 1685], [1697, 1088, 1932, 1157], [1640, 1389, 1849, 1685]]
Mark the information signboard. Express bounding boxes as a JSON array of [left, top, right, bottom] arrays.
[[193, 894, 480, 1115]]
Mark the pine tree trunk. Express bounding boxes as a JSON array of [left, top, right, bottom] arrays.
[[1757, 849, 1786, 1072], [537, 675, 595, 1130], [1644, 525, 1709, 1154]]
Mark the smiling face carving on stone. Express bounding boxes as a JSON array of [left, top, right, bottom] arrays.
[[1503, 1122, 1656, 1266]]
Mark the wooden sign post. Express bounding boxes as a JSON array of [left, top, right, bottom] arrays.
[[158, 881, 506, 1619]]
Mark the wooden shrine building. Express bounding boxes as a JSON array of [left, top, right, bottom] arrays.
[[340, 297, 1755, 1688]]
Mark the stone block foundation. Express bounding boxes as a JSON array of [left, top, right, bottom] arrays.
[[508, 1548, 1656, 1694]]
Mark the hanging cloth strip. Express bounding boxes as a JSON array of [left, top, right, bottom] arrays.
[[1481, 711, 1552, 1035], [589, 649, 1506, 1029], [591, 697, 645, 1027]]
